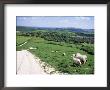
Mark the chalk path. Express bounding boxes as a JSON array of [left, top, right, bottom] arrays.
[[16, 50, 47, 75]]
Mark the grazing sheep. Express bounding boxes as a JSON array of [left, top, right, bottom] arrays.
[[82, 55, 87, 64], [72, 54, 81, 65], [75, 53, 87, 64], [72, 53, 87, 65]]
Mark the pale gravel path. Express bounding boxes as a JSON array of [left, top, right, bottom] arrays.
[[16, 50, 47, 75]]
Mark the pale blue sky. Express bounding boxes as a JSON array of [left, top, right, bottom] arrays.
[[16, 16, 94, 29]]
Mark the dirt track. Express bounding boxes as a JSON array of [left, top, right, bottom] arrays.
[[16, 50, 47, 74]]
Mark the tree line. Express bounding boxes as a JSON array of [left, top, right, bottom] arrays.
[[17, 31, 94, 44]]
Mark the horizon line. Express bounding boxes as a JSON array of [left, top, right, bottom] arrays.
[[16, 25, 94, 30]]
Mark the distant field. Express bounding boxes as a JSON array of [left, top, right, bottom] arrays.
[[16, 35, 94, 74]]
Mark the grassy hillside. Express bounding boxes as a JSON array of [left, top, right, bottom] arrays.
[[16, 36, 94, 74]]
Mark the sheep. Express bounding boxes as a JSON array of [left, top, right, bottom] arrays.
[[75, 53, 87, 64], [82, 55, 87, 64], [72, 53, 87, 65], [72, 54, 81, 65]]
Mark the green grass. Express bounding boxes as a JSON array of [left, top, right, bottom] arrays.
[[16, 36, 31, 46], [16, 36, 94, 74]]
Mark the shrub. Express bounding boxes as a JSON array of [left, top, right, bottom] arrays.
[[80, 43, 94, 55]]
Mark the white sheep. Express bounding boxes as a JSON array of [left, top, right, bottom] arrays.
[[72, 54, 81, 65], [75, 53, 87, 64]]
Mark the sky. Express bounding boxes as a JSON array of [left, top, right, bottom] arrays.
[[16, 16, 94, 29]]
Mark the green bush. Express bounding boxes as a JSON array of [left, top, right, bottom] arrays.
[[80, 43, 94, 55]]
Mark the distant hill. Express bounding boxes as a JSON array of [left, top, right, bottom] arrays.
[[16, 26, 94, 33]]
